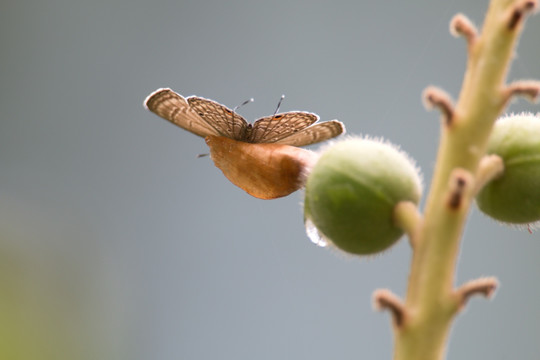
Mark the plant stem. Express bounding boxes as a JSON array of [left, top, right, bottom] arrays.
[[392, 1, 534, 359]]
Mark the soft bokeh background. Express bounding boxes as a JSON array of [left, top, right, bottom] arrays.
[[1, 0, 539, 359]]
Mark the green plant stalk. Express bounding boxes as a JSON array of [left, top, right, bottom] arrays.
[[393, 1, 531, 359]]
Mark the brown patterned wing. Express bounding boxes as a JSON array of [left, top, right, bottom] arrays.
[[187, 97, 248, 140], [249, 112, 318, 143], [144, 88, 221, 138], [273, 120, 345, 147]]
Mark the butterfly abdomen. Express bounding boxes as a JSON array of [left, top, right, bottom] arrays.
[[205, 135, 318, 199]]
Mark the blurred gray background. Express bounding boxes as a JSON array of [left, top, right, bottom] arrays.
[[1, 0, 539, 359]]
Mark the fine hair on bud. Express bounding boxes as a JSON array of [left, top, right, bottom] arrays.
[[304, 136, 423, 255], [476, 113, 540, 224]]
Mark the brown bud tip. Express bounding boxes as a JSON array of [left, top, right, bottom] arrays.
[[450, 14, 478, 45], [447, 168, 474, 210], [373, 289, 406, 327], [422, 86, 455, 126], [504, 80, 540, 103], [508, 0, 538, 30]]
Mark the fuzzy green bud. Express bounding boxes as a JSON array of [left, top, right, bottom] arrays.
[[304, 138, 422, 255], [476, 114, 540, 224]]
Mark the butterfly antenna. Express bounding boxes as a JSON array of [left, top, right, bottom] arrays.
[[259, 94, 287, 141], [231, 98, 253, 136], [272, 94, 285, 118], [233, 98, 254, 113]]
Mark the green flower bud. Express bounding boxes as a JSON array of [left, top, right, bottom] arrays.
[[476, 113, 540, 224], [304, 138, 423, 255]]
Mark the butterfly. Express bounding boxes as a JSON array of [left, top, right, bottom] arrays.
[[144, 88, 345, 199], [144, 88, 345, 146]]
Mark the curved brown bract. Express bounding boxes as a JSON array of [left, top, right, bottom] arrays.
[[205, 136, 318, 199]]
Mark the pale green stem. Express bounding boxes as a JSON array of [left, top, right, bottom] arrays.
[[393, 201, 423, 248], [393, 1, 534, 359], [473, 154, 504, 195]]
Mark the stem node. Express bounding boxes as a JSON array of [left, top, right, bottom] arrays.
[[446, 169, 474, 210], [507, 0, 537, 30]]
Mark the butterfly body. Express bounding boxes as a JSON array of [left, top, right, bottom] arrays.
[[206, 135, 318, 199], [144, 88, 345, 199]]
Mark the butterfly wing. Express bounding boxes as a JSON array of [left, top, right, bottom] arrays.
[[187, 97, 248, 140], [249, 112, 318, 143], [273, 120, 345, 147], [144, 88, 221, 138]]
